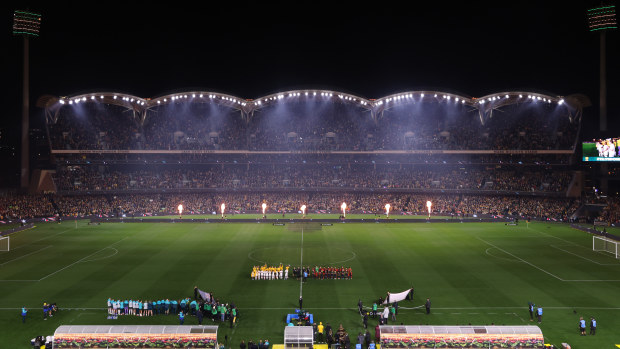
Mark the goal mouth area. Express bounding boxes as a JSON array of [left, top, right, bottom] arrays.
[[592, 235, 620, 259], [0, 236, 9, 252]]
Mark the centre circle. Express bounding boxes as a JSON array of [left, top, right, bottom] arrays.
[[248, 246, 356, 265]]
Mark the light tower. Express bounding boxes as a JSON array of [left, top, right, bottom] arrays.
[[13, 10, 41, 191], [587, 4, 617, 196], [587, 4, 617, 132]]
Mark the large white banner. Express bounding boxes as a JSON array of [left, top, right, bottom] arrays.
[[198, 289, 211, 302], [383, 288, 412, 304]]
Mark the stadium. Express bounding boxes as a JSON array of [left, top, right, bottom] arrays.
[[3, 3, 620, 349], [1, 84, 619, 349], [28, 88, 588, 220]]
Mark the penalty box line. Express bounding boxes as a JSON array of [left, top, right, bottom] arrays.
[[478, 237, 620, 282], [550, 244, 620, 266], [476, 237, 564, 281], [533, 226, 620, 264], [0, 245, 53, 266], [7, 226, 74, 252], [36, 236, 129, 282]]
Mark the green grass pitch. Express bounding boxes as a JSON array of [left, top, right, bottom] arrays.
[[1, 220, 619, 348]]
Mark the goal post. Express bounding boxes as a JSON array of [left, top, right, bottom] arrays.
[[0, 236, 9, 252], [593, 235, 619, 259]]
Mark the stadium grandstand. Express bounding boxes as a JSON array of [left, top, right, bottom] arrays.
[[0, 88, 604, 223]]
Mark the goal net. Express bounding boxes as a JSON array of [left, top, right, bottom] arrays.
[[593, 235, 619, 259], [0, 236, 9, 252]]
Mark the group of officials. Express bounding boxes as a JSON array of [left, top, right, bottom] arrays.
[[527, 302, 543, 323], [528, 301, 598, 336], [579, 316, 597, 336]]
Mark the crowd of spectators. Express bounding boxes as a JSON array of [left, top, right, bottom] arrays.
[[0, 191, 582, 222], [12, 93, 596, 227], [0, 194, 55, 221], [50, 153, 574, 167], [47, 99, 579, 152], [598, 196, 620, 225], [52, 166, 573, 193]]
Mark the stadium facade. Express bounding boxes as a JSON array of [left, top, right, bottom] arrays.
[[5, 88, 599, 222]]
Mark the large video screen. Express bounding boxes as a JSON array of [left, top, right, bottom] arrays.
[[582, 138, 620, 162]]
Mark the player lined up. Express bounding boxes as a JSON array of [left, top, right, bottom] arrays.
[[295, 266, 353, 280], [107, 297, 237, 324], [251, 264, 289, 280], [107, 298, 193, 316]]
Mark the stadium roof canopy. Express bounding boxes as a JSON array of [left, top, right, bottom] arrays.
[[37, 89, 590, 124]]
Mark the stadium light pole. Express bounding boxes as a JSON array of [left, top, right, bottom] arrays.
[[587, 4, 617, 132], [587, 4, 617, 196], [13, 10, 41, 192]]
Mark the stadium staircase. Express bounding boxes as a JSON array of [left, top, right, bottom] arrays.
[[570, 203, 606, 221], [565, 171, 582, 198], [403, 195, 411, 208], [48, 196, 60, 214]]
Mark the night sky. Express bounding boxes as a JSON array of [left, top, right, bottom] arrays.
[[1, 1, 619, 184]]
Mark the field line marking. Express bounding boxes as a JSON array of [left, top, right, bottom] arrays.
[[549, 245, 620, 266], [482, 241, 620, 281], [0, 245, 52, 266], [299, 227, 304, 299], [330, 250, 357, 265], [476, 237, 565, 281], [38, 237, 129, 282], [509, 312, 527, 322], [484, 247, 520, 262], [530, 226, 581, 246], [528, 225, 620, 262], [528, 225, 619, 262], [0, 224, 37, 238], [3, 306, 620, 311], [247, 250, 266, 264], [0, 279, 39, 282], [81, 247, 118, 263], [10, 227, 75, 251], [69, 312, 97, 323], [248, 247, 356, 265], [562, 279, 620, 282]]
